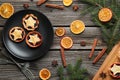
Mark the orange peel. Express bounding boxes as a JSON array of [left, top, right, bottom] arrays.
[[63, 0, 73, 6], [98, 8, 112, 22], [39, 68, 51, 80], [60, 36, 73, 49], [55, 27, 66, 37], [70, 20, 85, 34], [0, 3, 14, 18]]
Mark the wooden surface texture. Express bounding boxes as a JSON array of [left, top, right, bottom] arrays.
[[0, 0, 110, 80]]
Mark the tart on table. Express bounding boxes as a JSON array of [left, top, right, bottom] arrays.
[[9, 27, 26, 42], [109, 63, 120, 79], [26, 31, 42, 48], [22, 14, 39, 31]]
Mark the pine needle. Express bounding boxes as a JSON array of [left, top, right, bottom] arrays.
[[80, 0, 120, 53], [94, 18, 111, 39], [57, 65, 64, 76], [74, 58, 82, 71], [57, 59, 89, 80], [80, 6, 95, 16], [111, 18, 120, 38], [66, 64, 73, 74], [80, 0, 96, 6]]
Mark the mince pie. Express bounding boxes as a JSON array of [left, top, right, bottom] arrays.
[[22, 14, 39, 31], [26, 31, 42, 48], [109, 63, 120, 79], [9, 27, 26, 42]]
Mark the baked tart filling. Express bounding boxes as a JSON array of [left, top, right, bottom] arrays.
[[22, 14, 39, 31], [26, 31, 42, 48], [9, 14, 42, 48], [110, 63, 120, 78], [9, 27, 25, 42]]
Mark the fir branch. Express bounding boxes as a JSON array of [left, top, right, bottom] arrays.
[[80, 0, 103, 8], [98, 0, 104, 7], [111, 12, 118, 22], [108, 2, 119, 20], [66, 64, 73, 74], [57, 59, 89, 80], [57, 66, 65, 80], [111, 18, 120, 38], [107, 18, 120, 53], [80, 0, 120, 54], [80, 0, 120, 53], [91, 7, 100, 16], [103, 0, 105, 7], [80, 0, 96, 6], [94, 18, 111, 39], [74, 58, 82, 71], [80, 6, 95, 16]]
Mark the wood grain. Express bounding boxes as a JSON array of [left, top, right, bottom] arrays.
[[0, 50, 108, 80], [0, 1, 94, 26], [0, 0, 108, 80], [0, 25, 107, 80], [93, 42, 120, 80]]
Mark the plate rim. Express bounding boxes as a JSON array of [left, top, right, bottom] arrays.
[[2, 9, 54, 61]]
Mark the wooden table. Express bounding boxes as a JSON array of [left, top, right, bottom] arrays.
[[0, 0, 107, 80]]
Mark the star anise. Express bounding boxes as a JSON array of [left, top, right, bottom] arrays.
[[100, 72, 106, 79], [51, 60, 58, 67], [80, 41, 86, 46], [23, 3, 29, 9], [73, 5, 79, 11]]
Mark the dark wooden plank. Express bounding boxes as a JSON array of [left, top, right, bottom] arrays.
[[0, 50, 108, 80], [0, 1, 94, 26], [0, 25, 107, 80], [0, 0, 107, 80], [1, 0, 79, 2], [0, 26, 106, 49]]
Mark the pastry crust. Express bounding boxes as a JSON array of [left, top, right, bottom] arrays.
[[22, 14, 39, 31], [109, 63, 120, 79], [26, 31, 42, 48], [9, 27, 26, 42]]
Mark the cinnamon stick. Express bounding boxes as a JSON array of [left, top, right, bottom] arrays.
[[60, 47, 67, 67], [93, 48, 107, 64], [45, 3, 64, 10], [36, 0, 47, 6], [88, 38, 98, 59]]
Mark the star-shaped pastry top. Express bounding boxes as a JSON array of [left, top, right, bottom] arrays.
[[11, 29, 23, 40], [111, 64, 120, 75], [28, 34, 41, 45], [24, 16, 36, 28]]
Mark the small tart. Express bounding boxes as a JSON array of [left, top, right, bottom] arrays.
[[26, 31, 42, 48], [22, 14, 39, 31], [109, 63, 120, 79], [9, 27, 26, 42]]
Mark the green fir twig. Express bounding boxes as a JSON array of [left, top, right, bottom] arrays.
[[80, 0, 120, 53], [57, 59, 89, 80]]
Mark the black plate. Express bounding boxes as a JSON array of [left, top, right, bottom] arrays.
[[2, 10, 54, 60]]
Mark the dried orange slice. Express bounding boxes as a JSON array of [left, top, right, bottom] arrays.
[[60, 36, 73, 49], [63, 0, 73, 6], [70, 20, 85, 34], [98, 8, 112, 22], [55, 27, 66, 37], [39, 68, 51, 80], [0, 3, 14, 18]]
